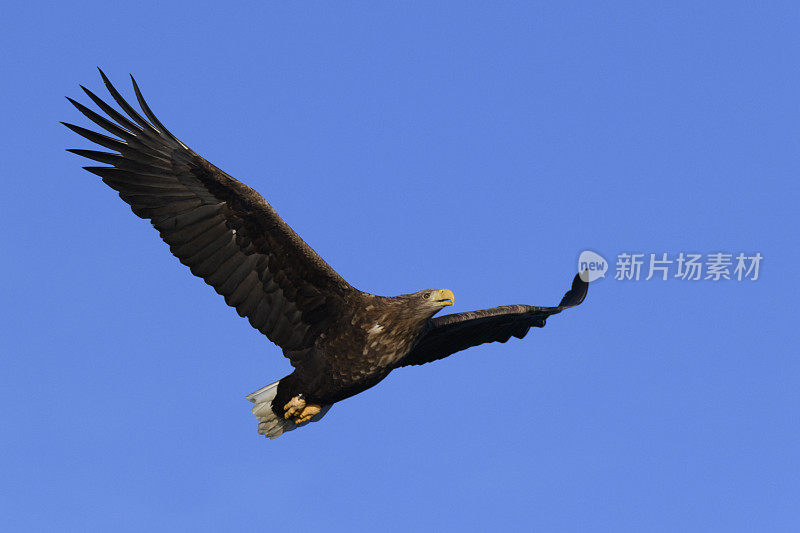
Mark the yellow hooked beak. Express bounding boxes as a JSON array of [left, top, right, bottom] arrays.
[[436, 289, 455, 306]]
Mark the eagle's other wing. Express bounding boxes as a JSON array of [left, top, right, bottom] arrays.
[[64, 70, 355, 363], [398, 274, 588, 367]]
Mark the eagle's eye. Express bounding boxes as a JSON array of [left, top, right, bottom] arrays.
[[423, 292, 431, 299]]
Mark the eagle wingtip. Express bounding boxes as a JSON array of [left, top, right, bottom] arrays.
[[558, 272, 589, 308]]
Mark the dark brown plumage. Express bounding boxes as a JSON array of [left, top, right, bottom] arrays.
[[65, 70, 588, 439]]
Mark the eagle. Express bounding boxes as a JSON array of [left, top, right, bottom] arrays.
[[64, 70, 588, 439]]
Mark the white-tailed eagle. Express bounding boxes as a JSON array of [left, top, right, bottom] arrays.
[[64, 70, 588, 439]]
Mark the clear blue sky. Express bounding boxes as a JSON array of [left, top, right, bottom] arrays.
[[2, 2, 798, 531]]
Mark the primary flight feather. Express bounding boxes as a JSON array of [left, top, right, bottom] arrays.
[[65, 70, 588, 439]]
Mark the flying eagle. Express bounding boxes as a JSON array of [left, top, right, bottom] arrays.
[[64, 70, 588, 439]]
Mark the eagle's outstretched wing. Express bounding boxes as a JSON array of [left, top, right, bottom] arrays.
[[64, 70, 355, 363], [397, 274, 588, 367]]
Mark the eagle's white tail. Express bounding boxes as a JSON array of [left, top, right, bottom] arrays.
[[246, 380, 332, 439]]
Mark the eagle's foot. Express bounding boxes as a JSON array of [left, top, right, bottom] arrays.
[[295, 403, 322, 423], [282, 394, 322, 424], [283, 395, 306, 419]]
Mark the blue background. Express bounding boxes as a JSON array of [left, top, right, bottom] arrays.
[[2, 2, 798, 531]]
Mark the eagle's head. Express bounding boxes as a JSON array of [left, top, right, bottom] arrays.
[[408, 288, 455, 319], [418, 288, 455, 308], [382, 288, 455, 324]]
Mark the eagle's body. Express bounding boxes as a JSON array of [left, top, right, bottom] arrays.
[[278, 291, 453, 406], [65, 70, 588, 439]]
